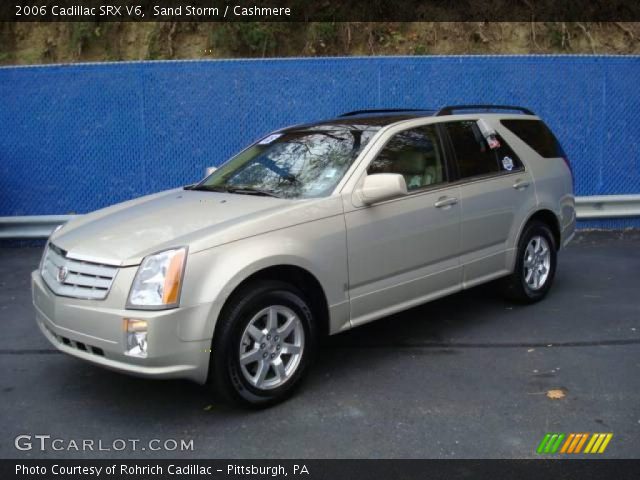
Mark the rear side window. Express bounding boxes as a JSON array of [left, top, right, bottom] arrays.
[[501, 119, 564, 158], [446, 121, 523, 179]]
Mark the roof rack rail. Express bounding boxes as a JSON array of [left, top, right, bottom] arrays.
[[339, 108, 431, 117], [435, 104, 535, 116]]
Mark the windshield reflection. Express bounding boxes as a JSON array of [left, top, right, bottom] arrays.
[[197, 127, 379, 199]]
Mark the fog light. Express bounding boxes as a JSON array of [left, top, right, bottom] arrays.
[[124, 318, 148, 358]]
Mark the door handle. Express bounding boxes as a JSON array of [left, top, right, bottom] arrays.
[[513, 179, 530, 190], [434, 196, 459, 208]]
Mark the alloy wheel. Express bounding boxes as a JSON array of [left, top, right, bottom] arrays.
[[238, 305, 305, 390], [523, 235, 551, 290]]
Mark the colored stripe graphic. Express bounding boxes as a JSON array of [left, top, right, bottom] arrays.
[[560, 434, 575, 453], [550, 434, 565, 453], [598, 434, 613, 453], [537, 434, 552, 454], [539, 433, 613, 454], [584, 434, 599, 453], [567, 433, 583, 453], [585, 433, 614, 454], [537, 433, 566, 454], [574, 433, 589, 453]]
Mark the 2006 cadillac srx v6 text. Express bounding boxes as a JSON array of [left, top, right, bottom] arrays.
[[32, 105, 575, 407]]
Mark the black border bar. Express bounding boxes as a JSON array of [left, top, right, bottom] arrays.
[[4, 459, 640, 480], [4, 0, 640, 22]]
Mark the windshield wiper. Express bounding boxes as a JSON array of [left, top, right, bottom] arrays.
[[225, 186, 282, 198], [184, 185, 230, 193], [185, 184, 281, 198]]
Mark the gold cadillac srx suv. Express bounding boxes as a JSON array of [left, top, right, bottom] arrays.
[[32, 105, 576, 407]]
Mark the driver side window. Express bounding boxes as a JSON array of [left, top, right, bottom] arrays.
[[367, 125, 445, 191]]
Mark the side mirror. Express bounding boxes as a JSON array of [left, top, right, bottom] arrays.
[[205, 166, 217, 176], [357, 173, 408, 205]]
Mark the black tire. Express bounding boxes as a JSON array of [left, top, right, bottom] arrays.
[[207, 280, 317, 408], [501, 220, 558, 303]]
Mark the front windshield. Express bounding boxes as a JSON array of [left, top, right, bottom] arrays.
[[197, 127, 379, 199]]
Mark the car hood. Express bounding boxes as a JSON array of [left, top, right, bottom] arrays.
[[51, 188, 316, 266]]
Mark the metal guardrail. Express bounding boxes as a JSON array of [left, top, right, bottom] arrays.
[[574, 194, 640, 220], [0, 194, 639, 239], [0, 215, 76, 239]]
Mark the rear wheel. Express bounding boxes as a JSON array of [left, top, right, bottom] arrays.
[[208, 280, 317, 408], [501, 221, 557, 303]]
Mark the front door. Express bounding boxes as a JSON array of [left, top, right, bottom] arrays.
[[344, 124, 463, 327]]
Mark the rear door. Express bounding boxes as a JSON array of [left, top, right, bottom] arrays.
[[443, 119, 536, 287]]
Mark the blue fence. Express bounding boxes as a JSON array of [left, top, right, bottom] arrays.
[[1, 56, 639, 228]]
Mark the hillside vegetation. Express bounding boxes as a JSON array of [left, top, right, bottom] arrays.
[[1, 22, 639, 65]]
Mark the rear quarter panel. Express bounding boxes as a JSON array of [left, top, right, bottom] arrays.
[[494, 118, 575, 249]]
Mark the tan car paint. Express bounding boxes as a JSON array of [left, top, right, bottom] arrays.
[[32, 113, 575, 384]]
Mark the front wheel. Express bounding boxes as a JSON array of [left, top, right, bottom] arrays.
[[208, 280, 317, 408], [501, 221, 557, 303]]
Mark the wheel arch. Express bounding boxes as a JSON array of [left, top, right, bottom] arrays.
[[215, 264, 331, 340], [521, 209, 562, 250]]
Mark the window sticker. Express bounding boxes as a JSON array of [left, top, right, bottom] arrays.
[[476, 119, 500, 149], [477, 118, 496, 137], [487, 136, 501, 149], [258, 133, 282, 145], [502, 156, 514, 171]]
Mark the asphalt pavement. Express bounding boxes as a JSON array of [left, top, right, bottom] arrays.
[[1, 231, 639, 459]]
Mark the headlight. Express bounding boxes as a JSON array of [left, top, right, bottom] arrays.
[[126, 247, 187, 310], [39, 224, 63, 274], [39, 223, 64, 275], [39, 242, 50, 276]]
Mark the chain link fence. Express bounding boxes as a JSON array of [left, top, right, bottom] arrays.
[[1, 56, 639, 228]]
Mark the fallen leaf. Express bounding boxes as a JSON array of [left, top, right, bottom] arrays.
[[546, 389, 566, 400]]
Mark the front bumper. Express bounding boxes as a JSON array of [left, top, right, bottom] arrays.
[[32, 271, 212, 384]]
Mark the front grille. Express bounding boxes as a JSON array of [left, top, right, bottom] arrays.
[[41, 243, 118, 300]]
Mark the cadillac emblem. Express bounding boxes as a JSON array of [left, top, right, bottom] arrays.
[[57, 266, 69, 283]]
